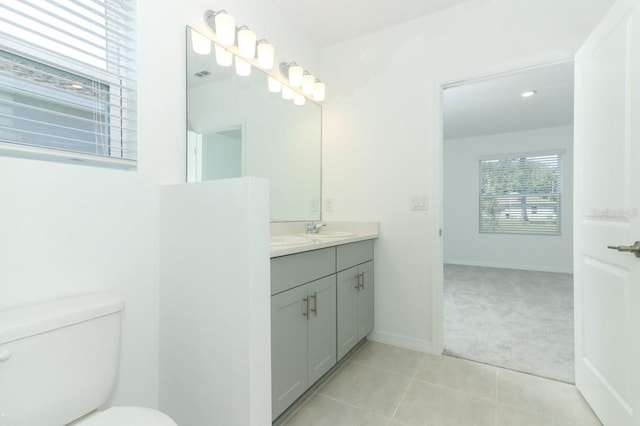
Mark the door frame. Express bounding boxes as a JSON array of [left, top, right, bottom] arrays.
[[430, 57, 576, 355]]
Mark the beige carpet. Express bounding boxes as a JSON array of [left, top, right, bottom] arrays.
[[443, 264, 574, 383]]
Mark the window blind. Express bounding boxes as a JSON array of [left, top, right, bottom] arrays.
[[0, 0, 137, 166], [479, 153, 562, 235]]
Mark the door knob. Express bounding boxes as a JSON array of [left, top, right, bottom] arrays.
[[607, 241, 640, 257]]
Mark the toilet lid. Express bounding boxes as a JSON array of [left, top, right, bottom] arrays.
[[74, 407, 177, 426]]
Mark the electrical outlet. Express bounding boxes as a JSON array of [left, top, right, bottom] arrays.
[[310, 199, 319, 212]]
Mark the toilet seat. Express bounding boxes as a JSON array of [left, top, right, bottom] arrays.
[[73, 406, 177, 426]]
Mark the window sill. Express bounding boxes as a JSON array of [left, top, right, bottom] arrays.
[[0, 141, 137, 170]]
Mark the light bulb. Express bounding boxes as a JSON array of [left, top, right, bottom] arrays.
[[235, 57, 251, 76], [268, 76, 282, 93], [257, 42, 275, 69], [282, 86, 294, 100], [288, 64, 303, 87], [302, 73, 315, 95], [215, 44, 232, 67], [237, 27, 256, 58], [191, 29, 211, 55], [313, 81, 326, 102], [215, 11, 236, 46], [294, 93, 305, 106]]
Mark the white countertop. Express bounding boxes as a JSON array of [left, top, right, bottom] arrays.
[[270, 221, 379, 258]]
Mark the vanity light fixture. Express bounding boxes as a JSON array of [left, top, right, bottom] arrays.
[[190, 28, 212, 55], [521, 90, 537, 98], [214, 44, 233, 67], [281, 62, 303, 87], [237, 26, 256, 58], [268, 75, 282, 93], [302, 72, 315, 95], [279, 62, 327, 103], [204, 10, 236, 46], [202, 9, 326, 103], [235, 57, 251, 76], [313, 80, 326, 102], [256, 40, 275, 69]]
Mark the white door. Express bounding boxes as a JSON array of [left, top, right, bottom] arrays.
[[574, 0, 640, 424]]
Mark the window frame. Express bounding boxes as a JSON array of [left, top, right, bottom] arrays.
[[0, 0, 136, 169]]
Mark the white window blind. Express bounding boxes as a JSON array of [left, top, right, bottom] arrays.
[[0, 0, 137, 167], [479, 153, 562, 235]]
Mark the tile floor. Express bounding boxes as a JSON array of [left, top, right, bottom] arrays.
[[281, 341, 601, 426]]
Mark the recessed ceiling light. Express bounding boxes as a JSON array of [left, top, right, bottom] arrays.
[[521, 90, 537, 98]]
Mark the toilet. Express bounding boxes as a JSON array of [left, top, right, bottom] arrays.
[[0, 293, 177, 426]]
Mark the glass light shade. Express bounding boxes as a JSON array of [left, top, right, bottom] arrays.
[[214, 44, 232, 67], [294, 93, 305, 106], [302, 73, 315, 95], [288, 65, 303, 87], [257, 42, 275, 69], [215, 11, 236, 46], [282, 86, 294, 100], [235, 57, 251, 76], [191, 29, 211, 55], [313, 82, 326, 102], [268, 76, 282, 93], [237, 28, 256, 58]]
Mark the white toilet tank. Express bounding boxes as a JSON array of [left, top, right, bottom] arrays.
[[0, 294, 124, 425]]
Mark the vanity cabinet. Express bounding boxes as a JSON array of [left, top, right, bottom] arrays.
[[271, 249, 337, 421], [270, 239, 374, 421], [336, 241, 375, 360]]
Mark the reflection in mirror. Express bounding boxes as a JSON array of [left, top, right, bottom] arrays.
[[187, 125, 243, 181], [186, 27, 322, 222]]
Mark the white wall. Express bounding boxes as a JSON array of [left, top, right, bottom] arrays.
[[159, 178, 270, 426], [320, 0, 614, 352], [0, 0, 318, 409], [444, 126, 574, 273]]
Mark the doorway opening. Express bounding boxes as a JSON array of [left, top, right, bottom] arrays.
[[441, 61, 575, 383]]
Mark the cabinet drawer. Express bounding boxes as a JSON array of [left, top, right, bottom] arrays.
[[271, 247, 336, 295], [337, 240, 374, 272]]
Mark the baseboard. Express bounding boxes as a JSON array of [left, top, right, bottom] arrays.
[[444, 259, 573, 274], [368, 331, 435, 354]]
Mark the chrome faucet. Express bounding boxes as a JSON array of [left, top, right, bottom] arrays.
[[305, 222, 327, 234]]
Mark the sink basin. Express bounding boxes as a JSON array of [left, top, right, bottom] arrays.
[[301, 231, 357, 239], [270, 235, 315, 247]]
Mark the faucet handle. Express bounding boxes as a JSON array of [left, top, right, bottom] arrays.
[[305, 222, 326, 234]]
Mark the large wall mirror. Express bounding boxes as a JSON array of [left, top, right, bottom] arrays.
[[186, 27, 322, 222]]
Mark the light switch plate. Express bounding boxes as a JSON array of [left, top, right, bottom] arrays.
[[324, 198, 334, 212], [411, 195, 428, 211]]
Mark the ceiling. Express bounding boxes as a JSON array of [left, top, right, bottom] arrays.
[[264, 1, 574, 140], [443, 62, 575, 140], [269, 0, 470, 47]]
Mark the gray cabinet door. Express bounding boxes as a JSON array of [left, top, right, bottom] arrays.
[[337, 266, 359, 360], [357, 261, 374, 340], [271, 285, 308, 420], [307, 275, 337, 385]]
